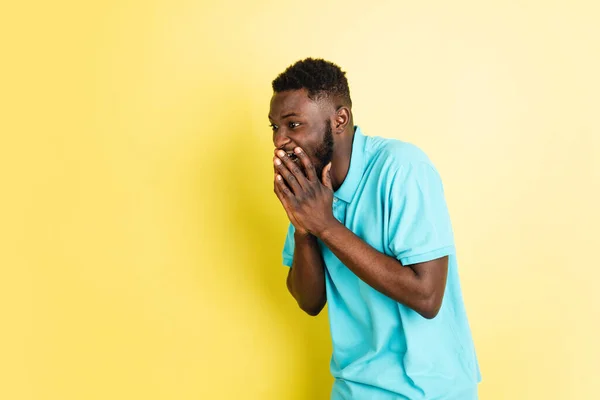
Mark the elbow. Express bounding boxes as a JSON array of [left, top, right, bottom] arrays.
[[302, 304, 324, 316], [387, 287, 442, 319], [417, 295, 443, 319], [287, 272, 326, 316], [299, 298, 326, 316], [419, 306, 440, 320]]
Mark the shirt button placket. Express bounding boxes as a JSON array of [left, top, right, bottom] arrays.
[[333, 197, 345, 224]]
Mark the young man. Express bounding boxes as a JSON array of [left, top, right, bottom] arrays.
[[270, 58, 481, 399]]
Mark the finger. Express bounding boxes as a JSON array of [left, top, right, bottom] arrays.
[[274, 181, 302, 228], [273, 175, 287, 204], [274, 176, 293, 207], [274, 172, 297, 202], [274, 178, 290, 212], [321, 162, 333, 190], [276, 150, 308, 190], [274, 156, 303, 195], [275, 174, 301, 221], [293, 147, 317, 182]]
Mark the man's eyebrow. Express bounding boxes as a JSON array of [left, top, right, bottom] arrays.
[[268, 112, 300, 120]]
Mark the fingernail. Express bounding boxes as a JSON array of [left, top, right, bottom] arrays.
[[294, 147, 301, 154], [277, 150, 285, 157], [274, 158, 281, 165]]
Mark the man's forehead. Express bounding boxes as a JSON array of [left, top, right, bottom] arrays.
[[269, 89, 317, 117]]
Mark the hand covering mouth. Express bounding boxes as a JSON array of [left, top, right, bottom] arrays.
[[286, 151, 300, 163]]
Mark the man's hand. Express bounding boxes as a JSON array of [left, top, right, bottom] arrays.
[[273, 147, 336, 237]]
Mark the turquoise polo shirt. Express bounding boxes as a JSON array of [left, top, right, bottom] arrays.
[[281, 126, 481, 399]]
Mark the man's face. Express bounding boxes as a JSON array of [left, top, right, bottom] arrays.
[[269, 89, 334, 178]]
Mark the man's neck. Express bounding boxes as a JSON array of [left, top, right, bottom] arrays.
[[330, 130, 355, 192]]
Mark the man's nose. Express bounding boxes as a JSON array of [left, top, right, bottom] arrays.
[[273, 129, 291, 149]]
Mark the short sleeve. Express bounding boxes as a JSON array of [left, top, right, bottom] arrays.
[[282, 222, 296, 267], [387, 162, 455, 266]]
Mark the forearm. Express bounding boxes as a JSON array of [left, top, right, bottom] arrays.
[[288, 232, 327, 316], [319, 221, 438, 318]]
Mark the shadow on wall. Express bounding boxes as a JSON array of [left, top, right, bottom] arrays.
[[189, 90, 333, 399]]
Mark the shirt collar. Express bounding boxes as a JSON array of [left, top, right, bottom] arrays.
[[334, 125, 367, 203]]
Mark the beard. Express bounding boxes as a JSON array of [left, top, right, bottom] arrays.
[[286, 119, 334, 178], [312, 119, 334, 178]]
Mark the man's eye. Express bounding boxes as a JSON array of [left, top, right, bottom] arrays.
[[269, 123, 278, 131], [288, 122, 300, 129]]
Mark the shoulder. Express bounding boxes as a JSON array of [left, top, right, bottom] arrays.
[[365, 135, 438, 180]]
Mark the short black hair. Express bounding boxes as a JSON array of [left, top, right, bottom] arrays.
[[272, 58, 352, 107]]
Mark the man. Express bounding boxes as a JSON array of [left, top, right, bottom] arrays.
[[270, 58, 481, 399]]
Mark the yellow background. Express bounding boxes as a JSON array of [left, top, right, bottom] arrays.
[[2, 0, 599, 399]]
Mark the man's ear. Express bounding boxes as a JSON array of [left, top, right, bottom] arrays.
[[334, 106, 351, 133]]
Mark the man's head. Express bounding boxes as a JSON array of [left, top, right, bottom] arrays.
[[269, 58, 353, 178]]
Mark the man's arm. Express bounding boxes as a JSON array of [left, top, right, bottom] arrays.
[[274, 148, 331, 316], [286, 232, 327, 316], [274, 148, 449, 319], [319, 222, 448, 319]]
